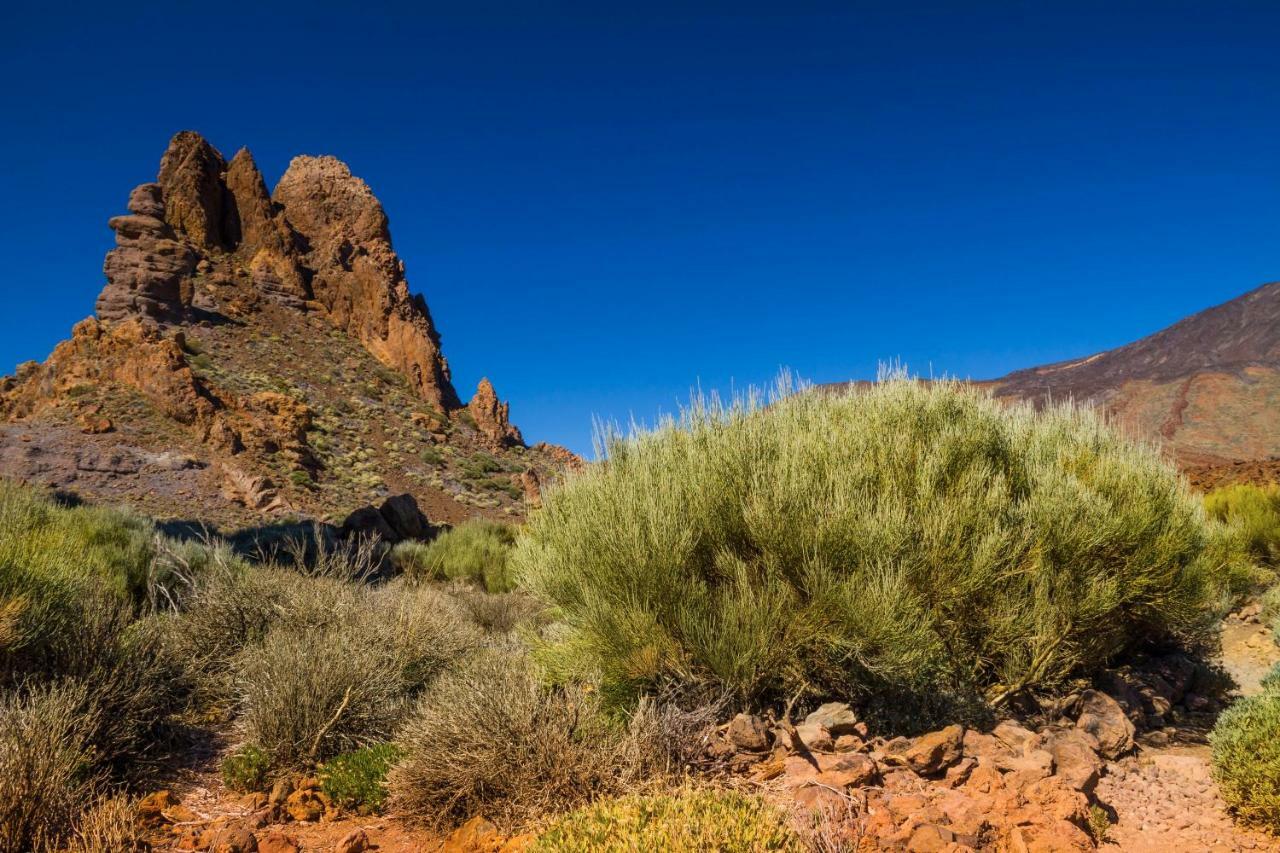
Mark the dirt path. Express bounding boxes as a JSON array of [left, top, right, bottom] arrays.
[[1095, 610, 1280, 852]]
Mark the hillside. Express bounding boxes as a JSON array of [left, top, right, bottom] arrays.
[[984, 281, 1280, 483], [0, 132, 577, 529]]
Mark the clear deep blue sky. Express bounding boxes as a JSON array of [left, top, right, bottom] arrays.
[[2, 2, 1278, 455]]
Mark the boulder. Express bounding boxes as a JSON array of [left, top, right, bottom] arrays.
[[1075, 689, 1135, 759], [378, 493, 434, 541]]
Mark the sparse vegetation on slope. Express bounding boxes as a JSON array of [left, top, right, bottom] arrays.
[[517, 376, 1237, 717]]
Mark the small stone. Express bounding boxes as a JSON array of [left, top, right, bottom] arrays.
[[803, 702, 861, 736], [834, 733, 864, 752], [895, 724, 964, 776], [336, 829, 370, 853], [727, 713, 770, 751], [210, 826, 258, 853], [257, 832, 300, 853], [906, 823, 955, 852]]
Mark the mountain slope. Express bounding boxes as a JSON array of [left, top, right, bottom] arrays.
[[986, 281, 1280, 477], [0, 132, 576, 528]]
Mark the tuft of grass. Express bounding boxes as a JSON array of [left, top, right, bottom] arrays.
[[0, 683, 95, 853], [530, 788, 800, 852], [516, 375, 1232, 714], [392, 520, 517, 593], [222, 744, 272, 793], [319, 743, 402, 815], [387, 648, 693, 828], [1212, 686, 1280, 829]]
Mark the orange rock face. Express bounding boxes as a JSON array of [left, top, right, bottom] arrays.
[[273, 154, 460, 410]]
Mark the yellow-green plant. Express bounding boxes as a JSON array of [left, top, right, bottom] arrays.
[[517, 375, 1231, 713], [531, 788, 800, 852], [1205, 483, 1280, 569]]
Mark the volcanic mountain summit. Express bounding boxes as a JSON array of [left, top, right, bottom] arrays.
[[0, 132, 574, 528], [987, 280, 1280, 483]]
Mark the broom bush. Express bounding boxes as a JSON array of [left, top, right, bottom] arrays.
[[516, 376, 1235, 714]]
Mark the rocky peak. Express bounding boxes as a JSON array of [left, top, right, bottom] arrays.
[[273, 154, 460, 410], [224, 148, 280, 255], [158, 130, 234, 250], [468, 377, 523, 449]]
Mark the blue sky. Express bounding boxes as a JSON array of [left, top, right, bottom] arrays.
[[2, 2, 1278, 455]]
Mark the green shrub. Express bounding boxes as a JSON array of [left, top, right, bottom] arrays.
[[0, 480, 156, 623], [289, 470, 314, 489], [1211, 688, 1280, 828], [393, 521, 517, 593], [222, 745, 271, 793], [1205, 483, 1280, 569], [531, 788, 800, 852], [319, 743, 402, 814], [516, 377, 1227, 713], [420, 447, 444, 466]]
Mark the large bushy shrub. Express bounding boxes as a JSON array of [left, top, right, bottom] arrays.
[[1211, 684, 1280, 828], [516, 377, 1231, 711], [393, 520, 517, 592]]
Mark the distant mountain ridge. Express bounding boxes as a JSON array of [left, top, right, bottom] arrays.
[[985, 280, 1280, 481]]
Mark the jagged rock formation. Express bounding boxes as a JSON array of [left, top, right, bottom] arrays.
[[468, 378, 523, 450], [0, 131, 578, 528], [96, 130, 465, 412]]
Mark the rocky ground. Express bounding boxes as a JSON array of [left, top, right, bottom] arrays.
[[137, 607, 1280, 852]]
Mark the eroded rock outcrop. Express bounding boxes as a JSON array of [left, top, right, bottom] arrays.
[[467, 378, 523, 450], [96, 184, 196, 322]]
